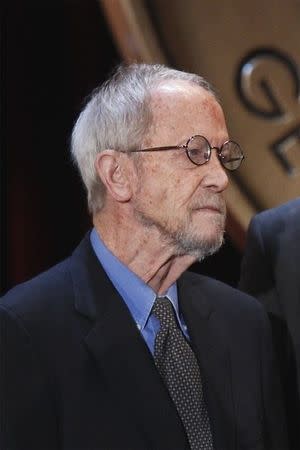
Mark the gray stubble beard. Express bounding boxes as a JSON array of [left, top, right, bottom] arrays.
[[134, 207, 226, 262]]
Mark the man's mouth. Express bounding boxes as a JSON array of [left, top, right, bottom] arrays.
[[193, 205, 224, 214]]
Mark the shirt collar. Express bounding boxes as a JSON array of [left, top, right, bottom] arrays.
[[90, 228, 179, 331]]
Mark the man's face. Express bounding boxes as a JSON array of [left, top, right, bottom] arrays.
[[132, 81, 229, 260]]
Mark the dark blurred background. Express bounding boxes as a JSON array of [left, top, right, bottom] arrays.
[[1, 0, 241, 295]]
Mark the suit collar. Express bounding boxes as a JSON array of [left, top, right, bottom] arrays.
[[83, 299, 189, 449], [70, 232, 110, 320], [178, 271, 236, 450], [178, 271, 215, 319], [69, 233, 189, 450]]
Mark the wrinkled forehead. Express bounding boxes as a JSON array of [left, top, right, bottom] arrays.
[[146, 81, 227, 146]]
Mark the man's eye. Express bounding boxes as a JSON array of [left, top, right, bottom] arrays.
[[188, 148, 200, 157]]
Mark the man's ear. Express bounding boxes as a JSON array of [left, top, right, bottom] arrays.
[[95, 150, 133, 203]]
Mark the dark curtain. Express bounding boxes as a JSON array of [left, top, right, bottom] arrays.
[[1, 0, 120, 293]]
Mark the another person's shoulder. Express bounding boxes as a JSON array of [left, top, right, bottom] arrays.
[[252, 197, 300, 229]]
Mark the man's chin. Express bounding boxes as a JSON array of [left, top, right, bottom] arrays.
[[190, 223, 225, 246], [174, 231, 224, 261]]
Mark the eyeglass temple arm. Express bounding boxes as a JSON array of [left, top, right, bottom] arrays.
[[127, 145, 185, 153]]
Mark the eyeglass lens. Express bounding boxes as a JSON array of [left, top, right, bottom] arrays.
[[187, 135, 243, 171]]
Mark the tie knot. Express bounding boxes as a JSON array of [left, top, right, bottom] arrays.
[[152, 297, 177, 329]]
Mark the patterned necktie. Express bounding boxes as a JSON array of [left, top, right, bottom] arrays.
[[152, 297, 214, 450]]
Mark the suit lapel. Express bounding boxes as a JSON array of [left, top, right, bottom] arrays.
[[178, 272, 236, 450], [70, 234, 189, 450]]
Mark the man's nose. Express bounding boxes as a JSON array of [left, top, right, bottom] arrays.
[[201, 150, 229, 192]]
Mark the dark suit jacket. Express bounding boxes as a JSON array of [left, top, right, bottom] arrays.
[[240, 198, 300, 449], [1, 233, 287, 450]]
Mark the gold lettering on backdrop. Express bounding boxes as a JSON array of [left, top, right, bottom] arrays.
[[272, 126, 300, 176], [237, 48, 300, 176]]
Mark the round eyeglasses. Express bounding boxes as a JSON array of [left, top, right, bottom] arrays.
[[124, 135, 244, 171]]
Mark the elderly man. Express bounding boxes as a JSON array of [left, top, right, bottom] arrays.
[[1, 64, 287, 450]]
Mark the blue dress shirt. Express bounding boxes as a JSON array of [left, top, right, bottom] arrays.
[[90, 228, 189, 354]]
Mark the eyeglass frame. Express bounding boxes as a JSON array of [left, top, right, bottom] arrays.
[[119, 135, 244, 171]]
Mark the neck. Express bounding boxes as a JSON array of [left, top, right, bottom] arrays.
[[93, 208, 196, 295]]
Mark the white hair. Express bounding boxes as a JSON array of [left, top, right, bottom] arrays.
[[71, 63, 217, 214]]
